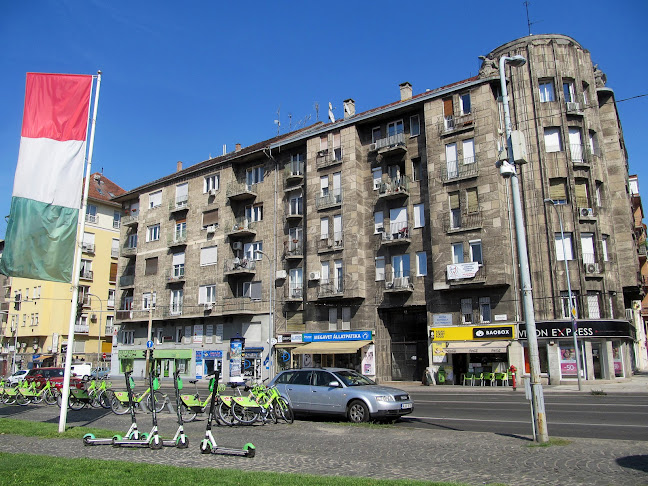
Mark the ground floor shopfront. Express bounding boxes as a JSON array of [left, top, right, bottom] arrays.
[[428, 320, 636, 385]]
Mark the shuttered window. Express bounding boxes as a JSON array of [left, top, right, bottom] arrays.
[[145, 257, 158, 275], [549, 179, 567, 202], [574, 180, 589, 207], [202, 209, 219, 227], [466, 188, 478, 213], [449, 192, 460, 210], [287, 311, 304, 331], [443, 98, 453, 117], [109, 262, 118, 282]]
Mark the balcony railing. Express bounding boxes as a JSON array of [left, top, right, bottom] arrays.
[[285, 285, 304, 301], [316, 148, 343, 169], [285, 160, 304, 183], [315, 188, 343, 210], [121, 245, 137, 257], [444, 211, 483, 233], [226, 180, 257, 201], [169, 195, 189, 212], [285, 239, 304, 258], [224, 219, 257, 236], [223, 258, 257, 275], [82, 243, 95, 254], [285, 201, 304, 219], [122, 213, 139, 226], [317, 278, 345, 298], [119, 274, 135, 287], [378, 222, 410, 246], [113, 220, 121, 229], [85, 214, 98, 224], [167, 230, 187, 247], [166, 267, 186, 282], [371, 132, 406, 153], [376, 175, 410, 200], [116, 309, 133, 320], [317, 233, 344, 252], [222, 297, 266, 315], [74, 324, 90, 333], [384, 274, 414, 292], [79, 269, 94, 281], [441, 157, 479, 182], [438, 113, 474, 135]]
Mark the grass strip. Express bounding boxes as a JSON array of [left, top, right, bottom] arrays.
[[0, 452, 470, 486], [0, 418, 120, 439]]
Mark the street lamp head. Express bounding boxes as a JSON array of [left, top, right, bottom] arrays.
[[504, 55, 527, 67]]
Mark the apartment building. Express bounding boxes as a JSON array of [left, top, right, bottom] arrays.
[[0, 173, 125, 373], [629, 175, 648, 368], [113, 34, 644, 384]]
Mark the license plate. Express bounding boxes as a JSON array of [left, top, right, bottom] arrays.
[[401, 403, 412, 409]]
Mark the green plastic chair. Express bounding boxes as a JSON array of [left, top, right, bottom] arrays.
[[474, 372, 484, 386], [462, 372, 475, 386], [483, 372, 495, 386], [494, 372, 507, 386]]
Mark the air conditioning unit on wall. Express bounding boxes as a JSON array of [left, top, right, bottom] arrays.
[[232, 241, 243, 250], [206, 225, 216, 234], [584, 263, 600, 274], [580, 207, 594, 218], [309, 271, 321, 281], [208, 189, 218, 196]]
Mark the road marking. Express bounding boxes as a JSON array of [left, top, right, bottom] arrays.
[[405, 415, 648, 427], [413, 399, 648, 408]]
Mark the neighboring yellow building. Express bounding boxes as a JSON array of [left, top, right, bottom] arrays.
[[1, 173, 126, 373]]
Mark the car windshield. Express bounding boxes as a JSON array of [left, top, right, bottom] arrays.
[[333, 370, 376, 387]]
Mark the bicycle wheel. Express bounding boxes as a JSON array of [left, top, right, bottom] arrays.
[[31, 392, 44, 405], [69, 396, 85, 410], [15, 392, 30, 406], [89, 391, 102, 408], [98, 390, 113, 409], [110, 395, 130, 415], [231, 402, 259, 425], [218, 401, 236, 426], [179, 403, 197, 422], [276, 397, 294, 424], [146, 391, 166, 413], [43, 389, 57, 405], [3, 394, 16, 405]]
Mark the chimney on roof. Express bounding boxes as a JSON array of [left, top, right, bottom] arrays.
[[235, 143, 242, 152], [343, 99, 355, 119], [400, 82, 412, 101], [177, 161, 182, 172]]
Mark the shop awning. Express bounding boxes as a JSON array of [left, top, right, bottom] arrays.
[[33, 354, 53, 362], [291, 340, 371, 355], [444, 341, 511, 354]]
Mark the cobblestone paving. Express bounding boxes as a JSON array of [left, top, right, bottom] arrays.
[[0, 405, 647, 485]]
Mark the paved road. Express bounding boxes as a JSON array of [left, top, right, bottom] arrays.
[[0, 399, 647, 486]]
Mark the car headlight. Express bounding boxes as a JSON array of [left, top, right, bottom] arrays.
[[375, 395, 395, 402]]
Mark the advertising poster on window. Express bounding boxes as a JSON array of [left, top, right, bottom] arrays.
[[184, 326, 192, 343], [560, 345, 578, 376], [612, 343, 624, 377], [205, 325, 213, 344], [193, 324, 203, 344], [229, 337, 245, 382], [361, 344, 375, 375], [195, 351, 203, 380], [216, 324, 224, 344]]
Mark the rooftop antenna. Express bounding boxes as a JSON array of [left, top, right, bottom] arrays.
[[273, 106, 281, 135], [524, 1, 542, 35], [314, 102, 319, 121], [288, 113, 293, 131]]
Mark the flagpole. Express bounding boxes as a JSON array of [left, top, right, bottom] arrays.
[[59, 71, 102, 433]]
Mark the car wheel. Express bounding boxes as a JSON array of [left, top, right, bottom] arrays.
[[347, 400, 369, 423]]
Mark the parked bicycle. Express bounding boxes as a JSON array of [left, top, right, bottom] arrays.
[[178, 378, 226, 422], [109, 375, 167, 415]]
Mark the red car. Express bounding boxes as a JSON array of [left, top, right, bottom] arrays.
[[24, 367, 85, 390]]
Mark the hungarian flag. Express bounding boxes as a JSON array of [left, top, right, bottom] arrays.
[[0, 73, 93, 283]]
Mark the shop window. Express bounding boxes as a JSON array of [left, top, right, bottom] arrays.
[[523, 344, 549, 374]]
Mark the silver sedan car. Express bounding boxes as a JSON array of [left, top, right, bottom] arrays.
[[269, 367, 413, 423]]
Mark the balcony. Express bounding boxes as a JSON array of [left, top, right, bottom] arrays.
[[317, 234, 344, 253], [447, 261, 487, 285], [222, 297, 266, 315], [376, 175, 410, 200], [316, 148, 343, 170], [384, 274, 414, 293], [285, 285, 304, 302], [85, 214, 98, 224], [285, 239, 304, 259], [370, 132, 407, 155], [565, 101, 584, 115], [285, 202, 303, 220], [167, 230, 188, 247], [223, 257, 257, 276], [378, 223, 411, 247], [120, 245, 137, 258], [74, 324, 90, 333], [116, 309, 133, 320], [163, 306, 184, 318], [82, 243, 95, 255], [226, 180, 257, 201], [119, 274, 135, 288], [169, 195, 189, 213], [639, 243, 647, 260], [166, 267, 186, 283], [284, 160, 304, 185], [441, 157, 479, 182], [111, 248, 119, 258], [122, 213, 139, 227], [79, 269, 93, 281], [317, 278, 345, 299], [438, 113, 474, 135], [316, 188, 343, 210], [444, 211, 483, 233], [224, 219, 257, 237]]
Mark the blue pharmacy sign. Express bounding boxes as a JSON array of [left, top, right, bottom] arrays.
[[302, 331, 372, 342]]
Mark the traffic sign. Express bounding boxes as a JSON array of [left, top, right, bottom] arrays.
[[102, 352, 107, 359], [146, 340, 154, 349]]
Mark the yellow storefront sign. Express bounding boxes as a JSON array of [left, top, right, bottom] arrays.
[[430, 325, 515, 341]]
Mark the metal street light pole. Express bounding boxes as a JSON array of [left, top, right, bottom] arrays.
[[499, 54, 549, 443], [254, 250, 274, 380], [544, 199, 583, 390]]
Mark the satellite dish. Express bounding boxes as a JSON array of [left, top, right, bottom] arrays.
[[328, 102, 335, 123]]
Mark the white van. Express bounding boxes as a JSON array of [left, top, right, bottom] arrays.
[[71, 363, 93, 380]]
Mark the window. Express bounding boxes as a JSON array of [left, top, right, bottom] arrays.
[[539, 80, 555, 102], [328, 308, 337, 331], [372, 167, 382, 190], [199, 285, 216, 305], [244, 241, 263, 261], [142, 292, 157, 310], [113, 211, 121, 229], [122, 330, 134, 345], [582, 81, 590, 105], [170, 289, 183, 315], [595, 182, 603, 207], [149, 190, 162, 209], [243, 281, 262, 301], [568, 127, 583, 163], [371, 127, 381, 144], [601, 235, 609, 262], [563, 79, 576, 103], [554, 233, 574, 261], [289, 154, 304, 175], [288, 194, 302, 216], [175, 183, 188, 206], [392, 253, 410, 279], [443, 97, 454, 129], [320, 134, 328, 151], [320, 217, 329, 240], [147, 224, 160, 242], [202, 209, 219, 228], [389, 207, 408, 236], [34, 286, 41, 299], [459, 92, 471, 115], [445, 142, 458, 178], [126, 233, 137, 249], [145, 257, 158, 275], [461, 298, 473, 324], [449, 192, 461, 229], [574, 179, 589, 208], [581, 233, 595, 265], [320, 176, 329, 197], [549, 179, 567, 203], [246, 166, 264, 186], [105, 316, 114, 335], [588, 130, 600, 156], [466, 187, 478, 214], [200, 246, 218, 266], [387, 120, 404, 137], [245, 203, 263, 222], [172, 252, 185, 278], [110, 262, 117, 282], [86, 204, 97, 221], [410, 115, 420, 137], [452, 243, 464, 263], [587, 292, 600, 319], [289, 268, 303, 299], [342, 307, 351, 331], [332, 132, 342, 161], [414, 204, 425, 228], [544, 127, 563, 152], [375, 256, 385, 281], [479, 297, 491, 323], [412, 158, 422, 182], [462, 138, 475, 164], [204, 173, 220, 193], [174, 219, 187, 241], [416, 252, 427, 277], [469, 240, 483, 264], [373, 211, 384, 234], [108, 289, 115, 308], [80, 259, 92, 278], [112, 238, 119, 257]]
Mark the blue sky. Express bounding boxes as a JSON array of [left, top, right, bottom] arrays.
[[0, 1, 646, 238]]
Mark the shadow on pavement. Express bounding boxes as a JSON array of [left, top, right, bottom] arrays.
[[617, 455, 648, 473]]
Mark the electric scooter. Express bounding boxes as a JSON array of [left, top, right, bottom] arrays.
[[161, 368, 189, 448], [84, 371, 140, 446], [199, 370, 255, 457]]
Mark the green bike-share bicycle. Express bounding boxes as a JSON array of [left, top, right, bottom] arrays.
[[199, 370, 255, 457]]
